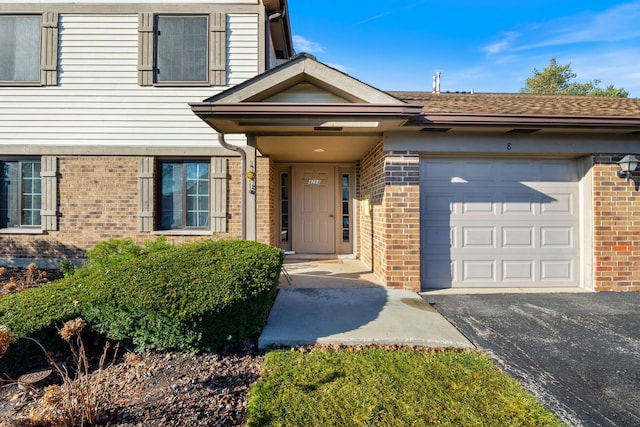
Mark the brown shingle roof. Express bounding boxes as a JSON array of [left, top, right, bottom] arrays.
[[387, 92, 640, 117]]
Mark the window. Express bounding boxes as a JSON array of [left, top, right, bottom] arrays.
[[155, 15, 207, 83], [0, 16, 40, 83], [138, 157, 226, 234], [159, 160, 210, 229], [138, 12, 226, 86], [280, 172, 290, 242], [341, 174, 351, 242], [0, 160, 41, 228], [0, 13, 59, 86]]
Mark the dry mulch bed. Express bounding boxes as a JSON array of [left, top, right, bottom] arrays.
[[0, 266, 265, 426], [1, 349, 264, 426]]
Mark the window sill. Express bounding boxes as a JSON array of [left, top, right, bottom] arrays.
[[0, 82, 43, 87], [0, 228, 45, 235], [152, 229, 214, 236]]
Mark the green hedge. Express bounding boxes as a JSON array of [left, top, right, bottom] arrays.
[[0, 239, 283, 356], [81, 239, 283, 353]]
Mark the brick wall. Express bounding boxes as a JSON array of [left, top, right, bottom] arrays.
[[256, 156, 275, 245], [0, 155, 242, 263], [383, 151, 421, 291], [592, 154, 640, 291], [358, 143, 421, 291], [359, 141, 386, 281]]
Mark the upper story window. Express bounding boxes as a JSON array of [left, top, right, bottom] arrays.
[[0, 16, 41, 83], [155, 15, 208, 84], [138, 12, 226, 87], [0, 13, 59, 86]]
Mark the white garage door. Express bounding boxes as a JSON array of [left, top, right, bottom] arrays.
[[421, 158, 579, 289]]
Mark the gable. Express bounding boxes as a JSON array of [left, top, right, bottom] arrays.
[[203, 53, 405, 105], [263, 82, 350, 103]]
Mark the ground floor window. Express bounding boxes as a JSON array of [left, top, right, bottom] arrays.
[[0, 159, 41, 228], [280, 172, 290, 243], [341, 173, 350, 242], [159, 160, 209, 229]]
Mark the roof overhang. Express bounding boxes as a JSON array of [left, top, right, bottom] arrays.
[[191, 102, 424, 134], [410, 113, 640, 133]]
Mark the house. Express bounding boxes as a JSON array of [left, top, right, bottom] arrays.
[[2, 1, 640, 292]]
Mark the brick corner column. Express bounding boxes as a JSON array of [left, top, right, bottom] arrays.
[[383, 151, 421, 291]]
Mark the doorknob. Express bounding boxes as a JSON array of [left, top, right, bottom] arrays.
[[329, 214, 334, 218]]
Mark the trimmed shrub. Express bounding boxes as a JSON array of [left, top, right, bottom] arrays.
[[0, 279, 84, 375], [1, 238, 283, 363], [80, 239, 283, 353], [0, 279, 82, 338], [85, 236, 174, 271]]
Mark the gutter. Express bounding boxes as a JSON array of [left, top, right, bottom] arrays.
[[410, 113, 640, 129], [217, 133, 247, 240]]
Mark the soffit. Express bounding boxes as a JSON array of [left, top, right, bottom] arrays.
[[256, 135, 381, 162]]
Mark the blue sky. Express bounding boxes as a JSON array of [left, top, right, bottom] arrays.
[[288, 1, 640, 97]]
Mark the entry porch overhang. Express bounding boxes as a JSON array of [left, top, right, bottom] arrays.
[[190, 102, 423, 134]]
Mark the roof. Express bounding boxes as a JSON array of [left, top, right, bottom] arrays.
[[388, 92, 640, 117]]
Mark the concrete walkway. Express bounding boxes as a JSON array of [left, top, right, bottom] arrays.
[[258, 259, 474, 349]]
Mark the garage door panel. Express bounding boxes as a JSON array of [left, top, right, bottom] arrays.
[[540, 161, 577, 181], [462, 227, 496, 248], [462, 260, 496, 281], [541, 227, 573, 248], [460, 161, 495, 180], [502, 260, 534, 281], [421, 158, 579, 289], [502, 194, 536, 214], [540, 193, 574, 214], [423, 193, 453, 216], [503, 162, 535, 181], [424, 256, 454, 282], [541, 260, 574, 280], [424, 226, 452, 254], [502, 227, 534, 248], [462, 196, 496, 214]]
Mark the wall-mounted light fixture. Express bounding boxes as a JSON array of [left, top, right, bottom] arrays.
[[617, 154, 639, 180]]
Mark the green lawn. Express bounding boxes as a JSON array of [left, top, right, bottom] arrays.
[[247, 346, 563, 427]]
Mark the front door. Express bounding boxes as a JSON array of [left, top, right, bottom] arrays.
[[293, 165, 335, 253]]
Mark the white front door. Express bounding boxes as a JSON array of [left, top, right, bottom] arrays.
[[293, 165, 336, 254]]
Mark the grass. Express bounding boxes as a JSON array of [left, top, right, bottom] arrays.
[[247, 346, 564, 427]]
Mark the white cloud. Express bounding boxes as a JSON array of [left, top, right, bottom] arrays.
[[325, 63, 351, 74], [482, 32, 520, 54], [292, 35, 325, 54], [485, 1, 640, 53], [357, 12, 392, 25]]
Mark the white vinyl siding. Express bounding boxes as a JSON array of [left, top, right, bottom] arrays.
[[0, 12, 257, 148], [227, 13, 259, 86]]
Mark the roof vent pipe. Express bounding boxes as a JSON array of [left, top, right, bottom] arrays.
[[432, 75, 437, 93], [436, 71, 441, 94], [217, 132, 246, 240]]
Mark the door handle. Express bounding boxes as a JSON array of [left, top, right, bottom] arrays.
[[329, 214, 334, 218]]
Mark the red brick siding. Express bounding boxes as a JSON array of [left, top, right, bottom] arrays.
[[256, 156, 275, 245], [0, 156, 242, 261], [383, 151, 421, 291], [593, 154, 640, 291], [359, 141, 386, 282], [358, 143, 421, 291]]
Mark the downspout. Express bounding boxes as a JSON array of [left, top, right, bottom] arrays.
[[218, 132, 247, 240]]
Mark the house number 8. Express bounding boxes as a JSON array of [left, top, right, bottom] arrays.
[[506, 143, 512, 151]]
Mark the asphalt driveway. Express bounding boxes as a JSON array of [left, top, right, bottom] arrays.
[[425, 292, 640, 427]]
